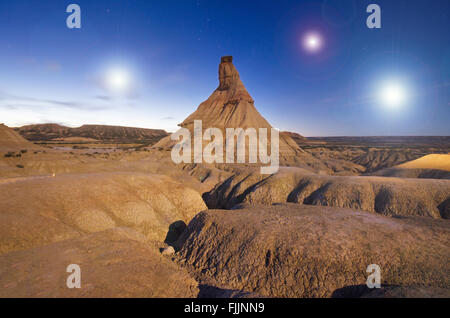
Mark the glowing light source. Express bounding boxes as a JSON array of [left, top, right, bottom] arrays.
[[104, 68, 131, 93], [379, 81, 407, 108], [302, 32, 323, 53]]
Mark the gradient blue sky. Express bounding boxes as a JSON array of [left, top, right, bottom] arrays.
[[0, 0, 449, 136]]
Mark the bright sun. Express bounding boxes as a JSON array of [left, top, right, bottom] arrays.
[[302, 32, 323, 53], [380, 81, 407, 108], [105, 68, 131, 93]]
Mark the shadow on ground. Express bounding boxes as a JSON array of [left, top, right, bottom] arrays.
[[164, 220, 187, 246]]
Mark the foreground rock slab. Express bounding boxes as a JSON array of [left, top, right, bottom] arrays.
[[0, 172, 206, 255], [0, 228, 198, 297], [177, 203, 450, 298]]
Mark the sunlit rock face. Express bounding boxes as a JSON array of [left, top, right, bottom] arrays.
[[154, 56, 317, 165], [0, 172, 207, 255], [217, 56, 245, 91], [180, 56, 267, 130]]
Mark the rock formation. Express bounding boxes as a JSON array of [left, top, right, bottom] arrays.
[[0, 228, 198, 297], [204, 167, 450, 218], [372, 154, 450, 179], [282, 131, 308, 145], [0, 172, 206, 297], [0, 123, 39, 152], [0, 172, 206, 255], [15, 123, 168, 144], [176, 203, 450, 298], [180, 56, 271, 130], [154, 57, 317, 166]]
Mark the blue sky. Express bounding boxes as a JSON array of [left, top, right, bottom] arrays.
[[0, 0, 449, 136]]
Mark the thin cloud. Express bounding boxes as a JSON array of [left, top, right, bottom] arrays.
[[0, 104, 19, 110], [95, 95, 113, 101], [0, 91, 111, 111]]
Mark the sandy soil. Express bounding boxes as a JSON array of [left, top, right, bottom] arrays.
[[396, 154, 450, 171]]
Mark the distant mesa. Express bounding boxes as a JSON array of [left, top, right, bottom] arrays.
[[15, 124, 169, 144]]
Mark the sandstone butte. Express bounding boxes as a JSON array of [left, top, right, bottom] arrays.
[[154, 56, 319, 165]]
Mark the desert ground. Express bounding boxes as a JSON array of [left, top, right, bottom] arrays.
[[0, 57, 449, 298]]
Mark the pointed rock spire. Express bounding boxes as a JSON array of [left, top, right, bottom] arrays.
[[154, 56, 307, 162], [216, 56, 253, 102]]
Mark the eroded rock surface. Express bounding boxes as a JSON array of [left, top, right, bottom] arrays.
[[176, 203, 450, 298], [0, 172, 206, 255], [0, 228, 198, 297], [205, 167, 450, 218]]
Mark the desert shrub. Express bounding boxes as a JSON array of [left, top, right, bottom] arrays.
[[4, 152, 14, 158], [15, 153, 21, 157], [20, 149, 27, 153], [16, 164, 24, 169]]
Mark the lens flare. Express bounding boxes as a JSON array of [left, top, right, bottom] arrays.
[[104, 68, 131, 93], [380, 81, 407, 108], [302, 32, 323, 53]]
